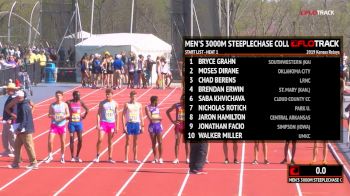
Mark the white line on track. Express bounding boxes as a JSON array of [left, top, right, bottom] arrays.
[[114, 89, 177, 196], [288, 150, 303, 196], [328, 143, 350, 182], [238, 142, 246, 196], [177, 169, 190, 196], [115, 124, 175, 196]]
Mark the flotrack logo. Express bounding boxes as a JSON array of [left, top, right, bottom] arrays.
[[300, 10, 334, 16]]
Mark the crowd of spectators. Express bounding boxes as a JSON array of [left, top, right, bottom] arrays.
[[79, 51, 173, 90]]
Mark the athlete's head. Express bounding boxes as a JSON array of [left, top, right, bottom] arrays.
[[73, 91, 80, 101], [105, 88, 113, 100], [130, 90, 137, 102], [180, 94, 185, 105], [150, 96, 158, 106], [55, 90, 64, 102]]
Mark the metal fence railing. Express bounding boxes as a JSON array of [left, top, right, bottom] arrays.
[[0, 63, 41, 87]]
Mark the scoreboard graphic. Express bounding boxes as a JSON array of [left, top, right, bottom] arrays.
[[184, 37, 342, 141]]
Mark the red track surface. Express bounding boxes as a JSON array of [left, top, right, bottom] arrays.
[[0, 87, 350, 196]]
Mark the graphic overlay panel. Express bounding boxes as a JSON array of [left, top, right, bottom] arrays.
[[184, 37, 341, 141], [288, 165, 343, 183]]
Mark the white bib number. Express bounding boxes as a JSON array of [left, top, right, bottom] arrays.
[[72, 113, 80, 122], [106, 109, 114, 121]]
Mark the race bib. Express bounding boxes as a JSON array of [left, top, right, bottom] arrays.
[[178, 109, 185, 121], [72, 113, 80, 122], [152, 114, 160, 119], [55, 113, 64, 122], [106, 109, 114, 121], [129, 112, 138, 122]]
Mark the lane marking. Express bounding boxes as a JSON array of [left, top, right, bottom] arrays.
[[238, 142, 246, 196]]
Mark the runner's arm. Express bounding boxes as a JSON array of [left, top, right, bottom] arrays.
[[166, 104, 176, 124], [115, 103, 118, 133], [48, 103, 54, 120], [144, 106, 152, 121], [5, 99, 17, 121], [97, 102, 102, 130], [122, 104, 127, 133], [139, 103, 144, 133], [81, 100, 89, 119]]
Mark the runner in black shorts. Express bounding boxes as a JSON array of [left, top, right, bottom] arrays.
[[280, 140, 296, 165]]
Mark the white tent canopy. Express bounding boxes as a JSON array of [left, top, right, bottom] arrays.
[[75, 33, 171, 59], [75, 33, 172, 84], [64, 30, 93, 39]]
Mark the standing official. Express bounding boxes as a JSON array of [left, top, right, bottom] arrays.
[[7, 90, 38, 169]]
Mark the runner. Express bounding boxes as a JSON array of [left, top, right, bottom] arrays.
[[281, 140, 296, 165], [312, 141, 328, 164], [166, 94, 190, 164], [127, 52, 136, 88], [45, 91, 70, 164], [113, 54, 124, 89], [252, 141, 269, 164], [145, 96, 163, 163], [102, 51, 114, 88], [94, 88, 118, 163], [122, 91, 144, 163], [67, 91, 89, 162], [137, 54, 144, 89], [223, 141, 239, 164]]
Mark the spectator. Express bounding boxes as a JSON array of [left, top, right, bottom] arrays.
[[7, 90, 38, 169], [28, 50, 37, 65], [144, 55, 155, 87], [38, 50, 47, 81], [1, 82, 18, 157], [113, 54, 124, 89], [0, 54, 14, 69], [7, 55, 17, 67]]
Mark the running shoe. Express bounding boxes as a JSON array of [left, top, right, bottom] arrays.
[[8, 163, 19, 169], [280, 159, 287, 164], [186, 159, 190, 164], [233, 160, 240, 164], [205, 159, 209, 164], [108, 158, 116, 164], [26, 163, 38, 170], [7, 153, 15, 158], [151, 159, 158, 164], [71, 157, 76, 162], [60, 158, 65, 164], [172, 159, 179, 164], [75, 157, 83, 163], [123, 160, 129, 164], [44, 156, 53, 163], [264, 160, 270, 164], [93, 157, 100, 163], [224, 159, 229, 164], [190, 169, 208, 175], [252, 160, 258, 164], [134, 160, 141, 164], [159, 158, 164, 164], [290, 160, 295, 165]]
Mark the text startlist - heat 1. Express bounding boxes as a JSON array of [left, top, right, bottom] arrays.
[[184, 37, 341, 141]]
